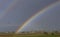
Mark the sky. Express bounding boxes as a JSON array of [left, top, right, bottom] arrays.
[[19, 1, 60, 32], [0, 0, 58, 32]]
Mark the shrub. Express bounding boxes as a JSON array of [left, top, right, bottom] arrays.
[[51, 32, 54, 35], [43, 32, 48, 35]]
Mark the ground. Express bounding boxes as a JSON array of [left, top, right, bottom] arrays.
[[0, 33, 60, 37]]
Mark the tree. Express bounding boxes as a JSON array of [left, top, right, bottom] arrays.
[[54, 31, 59, 34]]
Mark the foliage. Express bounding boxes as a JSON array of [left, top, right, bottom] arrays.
[[51, 32, 54, 35], [43, 32, 48, 35]]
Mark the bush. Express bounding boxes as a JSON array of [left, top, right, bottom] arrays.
[[43, 32, 48, 35], [51, 33, 54, 35]]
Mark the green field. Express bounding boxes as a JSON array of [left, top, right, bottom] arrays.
[[0, 33, 60, 37], [13, 34, 60, 37]]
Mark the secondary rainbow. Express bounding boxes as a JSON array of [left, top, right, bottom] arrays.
[[16, 1, 60, 33], [0, 0, 18, 19]]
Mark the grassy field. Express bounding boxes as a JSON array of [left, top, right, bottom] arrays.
[[0, 33, 60, 37]]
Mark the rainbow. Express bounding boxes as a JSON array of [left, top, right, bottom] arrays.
[[0, 0, 18, 19], [16, 1, 60, 33]]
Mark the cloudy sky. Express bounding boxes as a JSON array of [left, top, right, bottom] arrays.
[[19, 1, 60, 32], [0, 0, 58, 32]]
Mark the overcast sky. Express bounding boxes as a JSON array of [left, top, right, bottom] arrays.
[[0, 0, 58, 32], [20, 1, 60, 32]]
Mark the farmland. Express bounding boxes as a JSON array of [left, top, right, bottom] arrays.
[[0, 32, 60, 37]]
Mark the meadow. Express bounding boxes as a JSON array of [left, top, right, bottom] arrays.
[[0, 32, 60, 37]]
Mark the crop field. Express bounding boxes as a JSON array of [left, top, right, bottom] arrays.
[[0, 33, 60, 37]]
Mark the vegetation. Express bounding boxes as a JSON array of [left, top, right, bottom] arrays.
[[43, 31, 48, 35], [51, 32, 55, 35], [0, 31, 60, 37]]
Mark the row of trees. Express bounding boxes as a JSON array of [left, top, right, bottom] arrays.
[[18, 31, 60, 35]]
